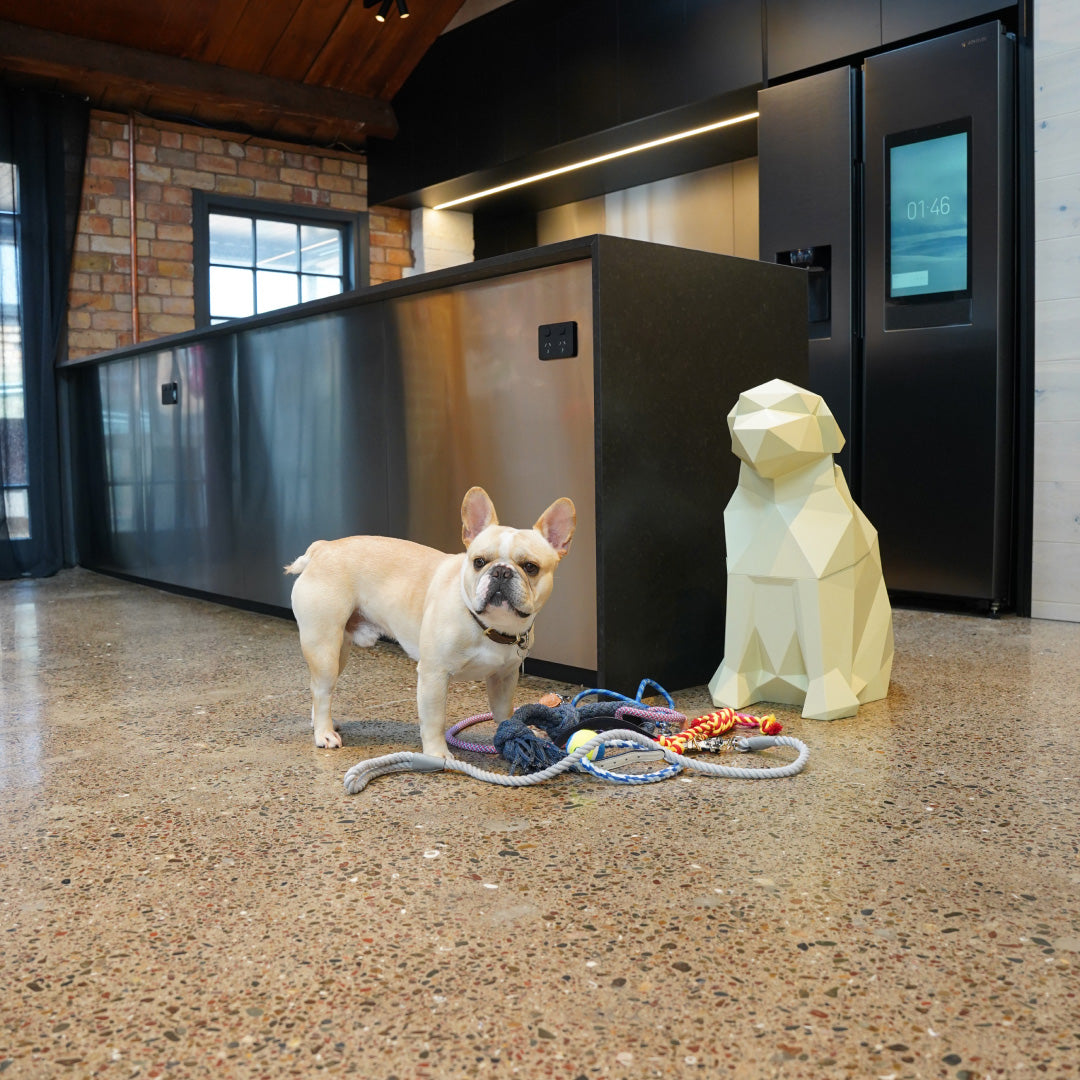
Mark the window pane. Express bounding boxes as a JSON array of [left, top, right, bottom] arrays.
[[256, 270, 298, 313], [2, 487, 29, 540], [2, 164, 29, 541], [202, 206, 352, 325], [0, 163, 17, 213], [209, 213, 253, 267], [0, 227, 19, 308], [1, 391, 28, 484], [301, 225, 343, 275], [301, 274, 343, 303], [256, 219, 298, 271], [209, 265, 254, 319], [0, 326, 22, 411]]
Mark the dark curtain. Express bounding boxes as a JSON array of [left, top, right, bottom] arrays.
[[0, 86, 89, 578]]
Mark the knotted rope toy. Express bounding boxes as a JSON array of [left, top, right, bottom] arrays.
[[448, 695, 674, 767], [448, 679, 682, 760]]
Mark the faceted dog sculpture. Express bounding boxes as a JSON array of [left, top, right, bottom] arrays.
[[709, 379, 893, 721]]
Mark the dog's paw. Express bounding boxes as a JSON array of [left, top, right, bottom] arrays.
[[421, 743, 455, 761], [315, 729, 343, 749]]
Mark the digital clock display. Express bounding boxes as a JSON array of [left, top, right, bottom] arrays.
[[887, 123, 970, 300]]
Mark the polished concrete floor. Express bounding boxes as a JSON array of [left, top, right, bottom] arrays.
[[1, 568, 1079, 1079]]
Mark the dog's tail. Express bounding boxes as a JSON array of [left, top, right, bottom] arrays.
[[283, 540, 327, 576]]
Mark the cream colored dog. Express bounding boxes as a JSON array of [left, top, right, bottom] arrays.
[[709, 379, 893, 721], [285, 487, 576, 756]]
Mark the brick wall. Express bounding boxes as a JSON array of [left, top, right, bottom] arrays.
[[67, 111, 413, 360], [369, 205, 413, 282]]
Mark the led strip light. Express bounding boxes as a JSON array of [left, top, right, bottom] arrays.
[[432, 110, 760, 211]]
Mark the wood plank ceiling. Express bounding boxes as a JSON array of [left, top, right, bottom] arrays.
[[0, 0, 469, 146]]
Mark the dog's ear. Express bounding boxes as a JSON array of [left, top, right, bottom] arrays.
[[816, 402, 846, 455], [535, 497, 576, 559], [462, 487, 498, 546]]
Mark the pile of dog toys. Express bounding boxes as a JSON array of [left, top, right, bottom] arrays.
[[342, 679, 809, 794]]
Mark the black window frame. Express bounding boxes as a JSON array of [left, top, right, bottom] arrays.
[[192, 191, 369, 328]]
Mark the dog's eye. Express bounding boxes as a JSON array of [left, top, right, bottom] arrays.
[[522, 561, 539, 577], [473, 557, 487, 570]]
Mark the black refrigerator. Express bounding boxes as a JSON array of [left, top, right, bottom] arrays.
[[758, 21, 1016, 610]]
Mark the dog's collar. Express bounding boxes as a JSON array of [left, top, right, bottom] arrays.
[[469, 608, 533, 650]]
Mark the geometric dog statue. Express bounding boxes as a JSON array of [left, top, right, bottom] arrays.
[[708, 379, 893, 721]]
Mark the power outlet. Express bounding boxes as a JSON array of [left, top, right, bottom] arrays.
[[538, 321, 577, 360]]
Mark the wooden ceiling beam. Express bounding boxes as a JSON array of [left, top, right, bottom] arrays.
[[0, 18, 398, 144]]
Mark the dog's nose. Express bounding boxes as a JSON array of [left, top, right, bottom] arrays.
[[490, 565, 514, 581]]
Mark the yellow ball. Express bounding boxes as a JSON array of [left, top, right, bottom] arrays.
[[567, 729, 605, 761]]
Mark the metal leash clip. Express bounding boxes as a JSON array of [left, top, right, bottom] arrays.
[[685, 736, 733, 753]]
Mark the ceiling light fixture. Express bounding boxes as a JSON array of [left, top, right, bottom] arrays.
[[432, 110, 760, 211], [397, 0, 410, 16]]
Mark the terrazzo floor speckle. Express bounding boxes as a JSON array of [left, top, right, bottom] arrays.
[[1, 568, 1079, 1079]]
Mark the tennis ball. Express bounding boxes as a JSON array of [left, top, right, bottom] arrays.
[[566, 729, 605, 761]]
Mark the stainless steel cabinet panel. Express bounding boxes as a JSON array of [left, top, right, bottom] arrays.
[[386, 261, 598, 671], [233, 309, 389, 608]]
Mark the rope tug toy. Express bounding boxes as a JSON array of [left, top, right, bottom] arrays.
[[342, 679, 810, 795]]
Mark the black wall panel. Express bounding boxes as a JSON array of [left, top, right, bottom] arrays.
[[618, 0, 692, 121], [473, 211, 539, 262], [555, 0, 621, 143], [455, 41, 505, 172], [368, 0, 763, 207], [765, 0, 882, 80], [683, 0, 764, 102], [499, 23, 562, 162], [882, 0, 1015, 44]]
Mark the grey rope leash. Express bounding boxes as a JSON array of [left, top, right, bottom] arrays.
[[343, 729, 809, 794]]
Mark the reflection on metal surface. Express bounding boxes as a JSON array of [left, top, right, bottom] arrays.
[[67, 258, 597, 670], [389, 262, 596, 669]]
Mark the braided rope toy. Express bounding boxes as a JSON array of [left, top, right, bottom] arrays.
[[653, 707, 783, 753], [343, 728, 809, 794]]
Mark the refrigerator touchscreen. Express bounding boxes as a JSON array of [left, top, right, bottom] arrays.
[[886, 123, 970, 300]]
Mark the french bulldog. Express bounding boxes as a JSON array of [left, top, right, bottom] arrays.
[[285, 487, 576, 756]]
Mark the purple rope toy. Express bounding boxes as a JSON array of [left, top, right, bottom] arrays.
[[446, 712, 502, 755]]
